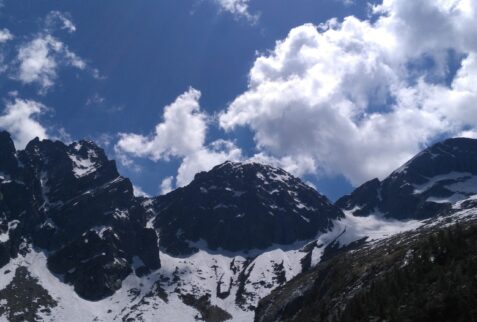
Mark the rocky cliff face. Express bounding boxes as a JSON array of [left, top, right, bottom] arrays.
[[151, 161, 344, 255]]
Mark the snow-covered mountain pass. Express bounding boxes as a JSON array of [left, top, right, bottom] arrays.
[[0, 239, 326, 321], [0, 211, 432, 322]]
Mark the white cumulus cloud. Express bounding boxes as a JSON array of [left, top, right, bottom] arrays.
[[116, 88, 242, 189], [16, 35, 86, 93], [0, 99, 48, 149], [220, 0, 477, 186], [116, 88, 206, 161], [13, 11, 88, 93]]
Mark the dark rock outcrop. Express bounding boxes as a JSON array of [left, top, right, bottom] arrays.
[[0, 266, 58, 321]]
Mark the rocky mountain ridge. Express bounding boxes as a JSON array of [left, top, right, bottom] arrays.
[[0, 131, 347, 321]]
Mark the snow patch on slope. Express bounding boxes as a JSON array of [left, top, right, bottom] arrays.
[[0, 208, 455, 322], [331, 212, 423, 247], [68, 149, 99, 178], [0, 239, 333, 322], [411, 172, 477, 205]]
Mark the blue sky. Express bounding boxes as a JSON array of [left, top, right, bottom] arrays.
[[0, 0, 476, 201]]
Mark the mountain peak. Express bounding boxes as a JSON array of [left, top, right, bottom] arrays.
[[195, 160, 316, 193], [337, 137, 477, 219], [154, 161, 343, 255], [390, 137, 477, 180]]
